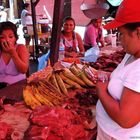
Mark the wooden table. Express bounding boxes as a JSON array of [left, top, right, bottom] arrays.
[[0, 79, 27, 101]]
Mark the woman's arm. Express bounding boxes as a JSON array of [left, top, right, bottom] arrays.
[[25, 12, 32, 16], [99, 32, 105, 48], [76, 33, 85, 53], [84, 25, 97, 46], [99, 39, 105, 48], [10, 45, 29, 73], [26, 12, 42, 17], [96, 81, 140, 128]]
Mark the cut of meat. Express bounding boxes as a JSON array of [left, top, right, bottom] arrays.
[[63, 124, 88, 140], [25, 125, 50, 140], [0, 122, 13, 139], [0, 102, 32, 139], [27, 105, 95, 139]]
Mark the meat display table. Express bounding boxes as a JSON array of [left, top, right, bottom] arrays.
[[0, 79, 97, 139]]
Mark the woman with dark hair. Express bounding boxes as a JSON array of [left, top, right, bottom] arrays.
[[0, 21, 29, 87], [60, 16, 85, 58], [95, 0, 140, 139], [83, 18, 105, 51]]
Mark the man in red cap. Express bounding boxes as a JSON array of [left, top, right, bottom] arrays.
[[96, 0, 140, 139]]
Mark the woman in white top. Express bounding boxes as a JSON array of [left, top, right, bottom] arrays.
[[21, 3, 42, 46], [96, 0, 140, 139], [21, 3, 32, 46]]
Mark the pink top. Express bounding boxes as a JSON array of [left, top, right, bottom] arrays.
[[84, 24, 103, 47], [0, 45, 26, 85]]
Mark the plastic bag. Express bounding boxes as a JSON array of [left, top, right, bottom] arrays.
[[81, 45, 100, 62], [37, 50, 50, 71]]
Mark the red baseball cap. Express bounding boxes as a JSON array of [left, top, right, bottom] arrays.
[[104, 0, 140, 30]]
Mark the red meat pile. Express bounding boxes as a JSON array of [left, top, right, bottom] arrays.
[[25, 105, 90, 140], [0, 101, 32, 140], [90, 50, 126, 72]]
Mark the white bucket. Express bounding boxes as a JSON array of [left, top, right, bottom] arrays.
[[105, 34, 116, 47], [111, 34, 117, 47]]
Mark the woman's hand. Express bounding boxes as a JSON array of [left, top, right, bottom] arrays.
[[1, 41, 16, 55], [65, 51, 78, 58], [96, 80, 109, 97], [96, 70, 110, 97], [77, 52, 85, 57]]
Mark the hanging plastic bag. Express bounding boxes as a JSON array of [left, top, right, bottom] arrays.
[[37, 50, 50, 71], [81, 45, 100, 62]]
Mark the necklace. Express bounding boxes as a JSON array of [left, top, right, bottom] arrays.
[[64, 38, 73, 47], [125, 55, 137, 66]]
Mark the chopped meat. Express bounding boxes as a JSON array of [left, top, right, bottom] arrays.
[[0, 102, 32, 140], [0, 122, 13, 139], [63, 124, 88, 140], [25, 125, 50, 140], [26, 106, 92, 139]]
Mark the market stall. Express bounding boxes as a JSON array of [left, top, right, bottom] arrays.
[[0, 42, 125, 139], [0, 62, 98, 139]]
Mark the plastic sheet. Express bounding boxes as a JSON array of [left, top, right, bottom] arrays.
[[37, 50, 50, 71], [81, 45, 100, 62]]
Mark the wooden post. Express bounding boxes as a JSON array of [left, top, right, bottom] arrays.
[[64, 0, 71, 18], [50, 0, 65, 66], [30, 0, 40, 58]]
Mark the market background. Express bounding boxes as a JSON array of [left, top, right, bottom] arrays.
[[0, 0, 120, 74]]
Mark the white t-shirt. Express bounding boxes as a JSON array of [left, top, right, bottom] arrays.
[[0, 11, 7, 22], [60, 32, 79, 52], [21, 9, 32, 27], [96, 53, 140, 140]]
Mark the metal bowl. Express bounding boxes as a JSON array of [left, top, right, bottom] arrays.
[[80, 2, 110, 19]]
